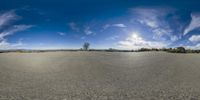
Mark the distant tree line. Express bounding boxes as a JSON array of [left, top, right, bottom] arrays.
[[0, 42, 200, 53], [89, 46, 200, 53], [136, 47, 200, 53]]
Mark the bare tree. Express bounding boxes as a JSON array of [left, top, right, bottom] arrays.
[[83, 42, 90, 51]]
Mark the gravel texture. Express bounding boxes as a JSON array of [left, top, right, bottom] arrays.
[[0, 52, 200, 100]]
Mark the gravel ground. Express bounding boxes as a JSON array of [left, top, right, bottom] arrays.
[[0, 52, 200, 100]]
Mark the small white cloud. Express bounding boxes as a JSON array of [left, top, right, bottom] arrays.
[[107, 35, 119, 40], [137, 18, 158, 28], [101, 23, 126, 31], [84, 26, 95, 35], [152, 28, 169, 37], [68, 22, 80, 32], [189, 35, 200, 42], [118, 32, 166, 50], [184, 13, 200, 35], [112, 24, 127, 28], [58, 32, 66, 36], [102, 24, 110, 30], [170, 35, 179, 42]]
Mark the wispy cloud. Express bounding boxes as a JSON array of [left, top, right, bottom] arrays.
[[58, 32, 66, 36], [106, 35, 119, 40], [84, 26, 95, 35], [170, 35, 179, 42], [0, 10, 19, 29], [112, 24, 126, 28], [0, 39, 24, 49], [184, 13, 200, 35], [0, 10, 32, 49], [68, 22, 80, 32], [118, 32, 166, 50], [131, 7, 179, 42], [186, 43, 200, 50], [189, 35, 200, 42], [102, 23, 126, 31], [131, 8, 169, 28], [68, 22, 95, 36], [0, 25, 32, 40], [102, 24, 111, 30]]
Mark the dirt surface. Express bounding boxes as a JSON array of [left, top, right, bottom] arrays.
[[0, 52, 200, 100]]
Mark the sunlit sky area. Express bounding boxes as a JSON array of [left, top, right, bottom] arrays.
[[0, 0, 200, 50]]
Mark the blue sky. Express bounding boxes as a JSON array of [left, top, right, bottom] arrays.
[[0, 0, 200, 50]]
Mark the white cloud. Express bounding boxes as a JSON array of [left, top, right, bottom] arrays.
[[189, 35, 200, 42], [0, 25, 32, 49], [58, 32, 66, 36], [68, 22, 96, 35], [106, 35, 119, 40], [184, 13, 200, 35], [102, 24, 110, 30], [84, 26, 95, 35], [0, 10, 32, 49], [112, 24, 126, 28], [186, 43, 200, 50], [0, 25, 32, 40], [0, 39, 24, 50], [102, 23, 126, 31], [131, 7, 178, 42], [194, 43, 200, 49], [68, 22, 80, 32], [131, 8, 167, 28], [118, 32, 166, 50], [170, 35, 179, 42], [137, 18, 158, 28], [152, 28, 170, 37], [0, 10, 19, 29]]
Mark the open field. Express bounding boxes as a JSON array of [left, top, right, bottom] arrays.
[[0, 52, 200, 100]]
